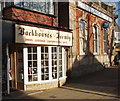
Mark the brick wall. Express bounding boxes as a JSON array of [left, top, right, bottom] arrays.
[[3, 7, 58, 27], [76, 9, 107, 55]]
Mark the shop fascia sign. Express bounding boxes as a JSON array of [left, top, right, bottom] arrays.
[[15, 24, 72, 46], [77, 1, 112, 22]]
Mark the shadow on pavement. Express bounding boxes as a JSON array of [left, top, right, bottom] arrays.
[[64, 66, 120, 98]]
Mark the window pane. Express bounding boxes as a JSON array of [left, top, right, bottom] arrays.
[[41, 47, 44, 52], [27, 47, 38, 82], [33, 61, 37, 67], [45, 47, 48, 52], [33, 54, 37, 60], [33, 75, 38, 81], [41, 46, 49, 81], [52, 54, 57, 59], [41, 54, 44, 59], [45, 54, 49, 59], [28, 75, 32, 81], [33, 47, 37, 53], [59, 47, 62, 53], [28, 67, 32, 74], [28, 54, 32, 60], [33, 68, 37, 74], [52, 73, 57, 79], [28, 47, 31, 53], [59, 72, 62, 78], [28, 61, 32, 67], [44, 67, 49, 73]]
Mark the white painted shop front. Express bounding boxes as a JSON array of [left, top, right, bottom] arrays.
[[14, 24, 72, 90]]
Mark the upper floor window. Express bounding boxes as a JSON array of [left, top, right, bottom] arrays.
[[79, 19, 88, 55], [103, 28, 108, 54], [4, 0, 55, 15], [93, 24, 99, 54]]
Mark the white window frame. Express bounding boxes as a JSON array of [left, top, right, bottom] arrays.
[[93, 24, 100, 55], [79, 19, 88, 55], [23, 46, 66, 85]]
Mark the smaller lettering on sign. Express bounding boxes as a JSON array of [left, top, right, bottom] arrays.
[[15, 24, 72, 46]]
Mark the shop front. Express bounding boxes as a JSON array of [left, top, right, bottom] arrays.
[[6, 24, 72, 91]]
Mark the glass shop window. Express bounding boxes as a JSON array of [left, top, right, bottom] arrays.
[[25, 46, 65, 83], [27, 47, 38, 82], [41, 46, 49, 80], [14, 0, 54, 15]]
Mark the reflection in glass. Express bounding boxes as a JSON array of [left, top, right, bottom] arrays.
[[52, 60, 57, 66], [52, 73, 57, 79], [45, 61, 48, 66], [59, 60, 62, 65], [28, 67, 32, 74], [52, 67, 57, 72], [52, 54, 57, 59], [42, 74, 49, 80], [45, 54, 48, 59], [33, 75, 38, 81], [28, 75, 32, 81], [28, 61, 32, 67], [33, 47, 37, 53], [33, 68, 37, 74], [59, 54, 62, 59], [59, 66, 62, 71], [33, 61, 37, 67], [59, 47, 62, 52], [28, 47, 31, 53], [41, 54, 44, 59], [28, 54, 32, 60], [45, 47, 48, 52], [33, 54, 37, 60], [41, 47, 44, 52], [52, 47, 57, 53], [44, 68, 49, 73], [59, 72, 62, 78]]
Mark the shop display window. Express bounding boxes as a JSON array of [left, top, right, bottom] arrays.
[[27, 47, 38, 82], [41, 47, 49, 80], [24, 46, 66, 83]]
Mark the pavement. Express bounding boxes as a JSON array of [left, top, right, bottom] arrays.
[[2, 66, 120, 100]]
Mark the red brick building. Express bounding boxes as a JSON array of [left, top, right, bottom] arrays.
[[59, 1, 116, 78]]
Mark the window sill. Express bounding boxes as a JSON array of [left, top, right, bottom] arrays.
[[80, 53, 86, 55], [93, 52, 99, 55], [25, 76, 67, 85]]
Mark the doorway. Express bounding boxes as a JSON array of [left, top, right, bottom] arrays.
[[10, 46, 24, 90]]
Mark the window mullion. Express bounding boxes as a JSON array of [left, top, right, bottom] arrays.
[[62, 48, 65, 77], [49, 46, 52, 81], [37, 47, 41, 82]]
